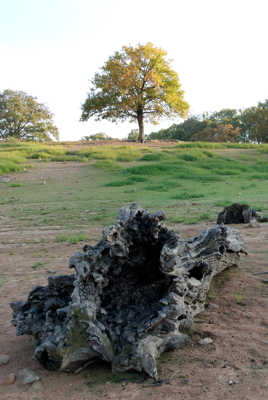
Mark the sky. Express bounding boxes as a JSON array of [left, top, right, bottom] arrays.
[[0, 0, 267, 141]]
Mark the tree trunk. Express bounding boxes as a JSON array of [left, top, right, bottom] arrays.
[[137, 106, 144, 143], [11, 204, 246, 379]]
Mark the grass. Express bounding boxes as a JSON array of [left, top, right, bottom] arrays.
[[10, 182, 22, 187], [32, 261, 46, 270], [183, 212, 213, 224], [214, 200, 232, 207], [139, 152, 169, 162], [1, 140, 268, 230], [234, 293, 243, 304], [93, 160, 121, 170], [66, 145, 143, 162], [145, 181, 180, 191], [171, 192, 205, 200], [0, 141, 147, 176], [168, 216, 184, 224], [105, 176, 147, 187], [56, 232, 87, 244], [0, 275, 5, 287], [176, 141, 268, 150]]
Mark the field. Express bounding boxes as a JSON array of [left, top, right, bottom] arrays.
[[1, 141, 268, 399]]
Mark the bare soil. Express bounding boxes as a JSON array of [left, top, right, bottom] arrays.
[[1, 167, 268, 399]]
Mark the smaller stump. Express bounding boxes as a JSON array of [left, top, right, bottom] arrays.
[[217, 203, 268, 224]]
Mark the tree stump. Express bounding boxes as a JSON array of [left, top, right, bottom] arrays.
[[11, 204, 246, 379], [217, 203, 268, 224]]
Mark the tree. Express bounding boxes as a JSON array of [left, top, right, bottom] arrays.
[[81, 132, 111, 141], [0, 89, 59, 141], [208, 108, 241, 128], [148, 116, 209, 141], [179, 116, 209, 140], [192, 123, 240, 142], [127, 129, 139, 141], [241, 100, 268, 143], [81, 43, 189, 143]]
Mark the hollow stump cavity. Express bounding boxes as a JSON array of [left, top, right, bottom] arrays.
[[11, 203, 246, 379]]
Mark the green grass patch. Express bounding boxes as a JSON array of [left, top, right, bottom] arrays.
[[168, 216, 184, 223], [139, 152, 169, 162], [0, 275, 6, 287], [184, 212, 213, 224], [32, 261, 46, 270], [214, 169, 240, 176], [234, 293, 243, 304], [105, 175, 147, 187], [248, 173, 268, 180], [176, 142, 228, 149], [177, 153, 198, 162], [214, 200, 232, 207], [105, 180, 130, 187], [123, 163, 174, 176], [144, 180, 179, 191], [10, 182, 22, 187], [50, 155, 88, 162], [93, 159, 121, 170], [0, 142, 149, 176], [66, 146, 143, 162], [56, 232, 87, 244], [123, 153, 230, 182], [145, 184, 170, 191], [0, 157, 26, 175], [176, 142, 265, 150], [91, 215, 106, 221], [240, 183, 257, 190], [171, 192, 205, 200], [257, 146, 268, 154]]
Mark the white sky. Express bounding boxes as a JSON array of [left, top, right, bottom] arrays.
[[0, 0, 267, 141]]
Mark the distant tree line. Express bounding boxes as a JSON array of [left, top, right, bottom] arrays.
[[148, 100, 268, 143]]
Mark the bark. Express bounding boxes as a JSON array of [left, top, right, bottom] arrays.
[[11, 204, 246, 379], [137, 106, 144, 143]]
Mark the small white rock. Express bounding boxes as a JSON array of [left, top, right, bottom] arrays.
[[199, 337, 213, 345], [208, 303, 219, 309], [0, 354, 10, 366], [18, 368, 40, 385], [228, 379, 238, 385], [1, 177, 10, 183], [248, 219, 260, 228]]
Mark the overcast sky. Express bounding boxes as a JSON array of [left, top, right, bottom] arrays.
[[1, 0, 267, 140]]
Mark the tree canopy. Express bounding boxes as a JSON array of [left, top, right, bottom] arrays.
[[0, 89, 59, 141], [81, 43, 189, 142]]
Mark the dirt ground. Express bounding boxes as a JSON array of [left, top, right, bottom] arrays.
[[0, 168, 268, 399]]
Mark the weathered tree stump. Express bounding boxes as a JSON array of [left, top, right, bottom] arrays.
[[217, 203, 268, 224], [11, 204, 246, 379]]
